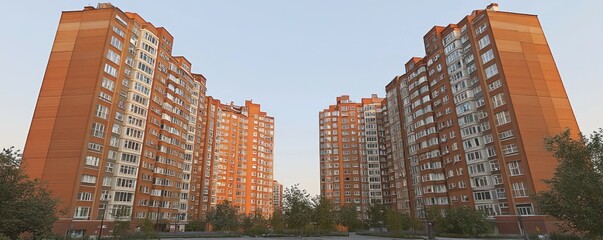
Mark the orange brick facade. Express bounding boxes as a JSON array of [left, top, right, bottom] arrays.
[[22, 3, 274, 237], [193, 98, 275, 219], [381, 4, 579, 234], [319, 95, 387, 219]]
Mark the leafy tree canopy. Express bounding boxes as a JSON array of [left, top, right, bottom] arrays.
[[207, 200, 239, 232], [283, 184, 312, 234], [0, 147, 60, 239], [534, 129, 603, 238], [312, 196, 336, 233], [336, 204, 361, 231]]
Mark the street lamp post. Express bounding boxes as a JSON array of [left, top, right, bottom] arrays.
[[98, 207, 107, 239], [156, 203, 161, 239]]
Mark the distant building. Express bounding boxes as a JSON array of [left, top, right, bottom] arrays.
[[193, 97, 275, 219], [272, 180, 283, 212], [319, 94, 387, 218]]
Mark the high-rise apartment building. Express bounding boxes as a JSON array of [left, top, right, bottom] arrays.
[[319, 95, 387, 218], [193, 97, 275, 219], [272, 180, 283, 212], [383, 3, 579, 234], [22, 3, 274, 237]]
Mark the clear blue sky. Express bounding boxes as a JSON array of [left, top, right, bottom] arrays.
[[0, 1, 601, 196]]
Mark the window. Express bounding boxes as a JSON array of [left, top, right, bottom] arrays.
[[141, 42, 156, 55], [85, 156, 100, 167], [473, 191, 492, 201], [135, 72, 152, 85], [87, 142, 103, 152], [512, 182, 527, 197], [468, 163, 487, 174], [114, 192, 134, 202], [121, 153, 140, 164], [486, 147, 497, 157], [110, 36, 123, 50], [115, 15, 128, 26], [119, 165, 138, 175], [491, 93, 505, 108], [471, 176, 490, 187], [113, 25, 125, 37], [502, 144, 519, 155], [466, 150, 483, 162], [139, 51, 156, 66], [125, 127, 144, 139], [137, 61, 154, 75], [143, 31, 158, 46], [77, 192, 93, 201], [478, 35, 490, 49], [99, 91, 112, 103], [91, 122, 105, 138], [123, 140, 142, 151], [134, 82, 150, 96], [100, 190, 111, 201], [107, 49, 121, 64], [516, 204, 534, 215], [96, 105, 108, 119], [475, 23, 488, 35], [81, 175, 97, 184], [104, 64, 117, 77], [481, 49, 494, 63], [112, 124, 121, 134], [496, 188, 506, 199], [116, 178, 136, 188], [499, 130, 514, 140], [129, 104, 147, 117], [107, 150, 118, 160], [106, 162, 114, 173], [115, 112, 124, 121], [485, 64, 498, 79], [101, 78, 115, 91], [110, 136, 120, 147], [488, 79, 502, 91], [74, 206, 90, 219], [495, 111, 511, 126], [102, 176, 112, 187], [508, 161, 522, 176]]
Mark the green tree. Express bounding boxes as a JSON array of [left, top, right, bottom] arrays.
[[335, 204, 360, 231], [436, 207, 491, 236], [367, 203, 387, 228], [533, 129, 603, 238], [137, 217, 156, 238], [111, 207, 132, 238], [207, 200, 239, 231], [312, 196, 336, 233], [242, 211, 268, 236], [0, 147, 60, 239], [269, 209, 285, 233], [185, 218, 205, 231], [283, 184, 312, 235], [385, 210, 415, 233]]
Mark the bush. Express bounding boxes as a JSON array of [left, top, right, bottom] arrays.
[[550, 232, 586, 240]]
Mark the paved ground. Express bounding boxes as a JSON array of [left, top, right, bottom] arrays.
[[163, 233, 410, 240], [163, 233, 520, 240]]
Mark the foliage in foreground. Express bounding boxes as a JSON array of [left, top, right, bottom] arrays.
[[433, 207, 492, 236], [207, 200, 239, 231], [533, 129, 603, 238], [283, 184, 313, 235], [0, 147, 60, 239]]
